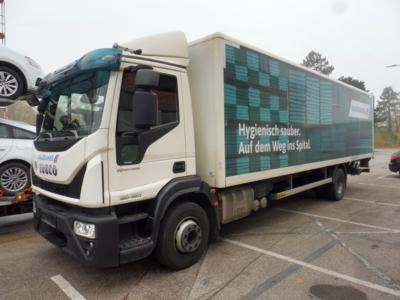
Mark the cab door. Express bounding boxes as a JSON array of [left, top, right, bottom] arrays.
[[0, 123, 13, 162], [107, 65, 187, 205]]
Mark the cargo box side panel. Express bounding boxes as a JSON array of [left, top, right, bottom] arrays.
[[223, 42, 373, 185], [188, 39, 226, 187]]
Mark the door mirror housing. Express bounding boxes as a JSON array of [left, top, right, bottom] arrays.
[[135, 69, 159, 88], [132, 69, 160, 129], [133, 90, 158, 129]]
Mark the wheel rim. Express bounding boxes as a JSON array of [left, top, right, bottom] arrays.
[[0, 71, 19, 97], [175, 218, 202, 253], [0, 167, 28, 192], [337, 176, 345, 197]]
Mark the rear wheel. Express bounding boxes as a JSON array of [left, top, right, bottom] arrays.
[[0, 162, 30, 195], [154, 202, 209, 270], [326, 168, 346, 201]]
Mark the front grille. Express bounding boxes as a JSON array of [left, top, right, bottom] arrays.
[[32, 164, 87, 199]]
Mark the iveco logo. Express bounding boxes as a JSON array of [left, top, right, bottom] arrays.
[[39, 164, 58, 176], [37, 153, 59, 176]]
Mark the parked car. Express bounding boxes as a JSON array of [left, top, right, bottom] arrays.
[[0, 47, 44, 104], [389, 150, 400, 175], [0, 118, 35, 195]]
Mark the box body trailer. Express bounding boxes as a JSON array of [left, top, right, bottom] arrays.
[[30, 32, 373, 270], [189, 34, 373, 188]]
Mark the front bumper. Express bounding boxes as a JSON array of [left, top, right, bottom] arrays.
[[34, 194, 120, 267], [389, 161, 399, 173], [33, 194, 155, 267], [25, 65, 44, 90]]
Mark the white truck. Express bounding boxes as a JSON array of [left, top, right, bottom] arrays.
[[30, 32, 373, 269]]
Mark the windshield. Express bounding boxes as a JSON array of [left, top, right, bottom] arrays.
[[40, 70, 110, 138]]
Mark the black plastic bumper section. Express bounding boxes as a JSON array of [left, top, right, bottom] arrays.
[[389, 161, 399, 173], [33, 195, 154, 267]]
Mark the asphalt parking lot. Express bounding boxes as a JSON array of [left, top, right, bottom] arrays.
[[1, 149, 399, 300]]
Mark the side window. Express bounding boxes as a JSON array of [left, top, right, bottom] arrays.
[[0, 124, 10, 138], [115, 68, 179, 165], [154, 74, 179, 125], [12, 127, 36, 139], [116, 71, 179, 134]]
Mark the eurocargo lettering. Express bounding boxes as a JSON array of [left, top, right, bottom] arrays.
[[30, 32, 373, 269]]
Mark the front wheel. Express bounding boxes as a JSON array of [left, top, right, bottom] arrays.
[[154, 202, 209, 270], [0, 66, 24, 102]]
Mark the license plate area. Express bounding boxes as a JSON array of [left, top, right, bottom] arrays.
[[41, 213, 56, 228]]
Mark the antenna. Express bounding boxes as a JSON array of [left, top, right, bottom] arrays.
[[0, 0, 5, 45]]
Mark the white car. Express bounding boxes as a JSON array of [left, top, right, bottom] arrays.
[[0, 47, 44, 104], [0, 118, 35, 195]]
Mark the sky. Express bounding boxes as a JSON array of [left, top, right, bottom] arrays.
[[4, 0, 400, 99]]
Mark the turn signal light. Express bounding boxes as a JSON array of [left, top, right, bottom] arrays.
[[16, 192, 25, 203]]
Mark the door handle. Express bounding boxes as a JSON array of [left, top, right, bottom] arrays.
[[173, 161, 186, 173]]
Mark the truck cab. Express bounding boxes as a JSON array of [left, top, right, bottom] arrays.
[[32, 32, 218, 269]]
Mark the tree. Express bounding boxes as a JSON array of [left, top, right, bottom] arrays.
[[374, 105, 387, 128], [301, 51, 335, 75], [377, 87, 400, 131], [338, 76, 367, 91]]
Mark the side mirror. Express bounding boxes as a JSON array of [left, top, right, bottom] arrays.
[[132, 69, 160, 129], [133, 90, 158, 129], [26, 94, 40, 106], [136, 69, 159, 88]]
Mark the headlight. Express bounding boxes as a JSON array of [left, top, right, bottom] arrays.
[[25, 56, 41, 69], [74, 220, 96, 239]]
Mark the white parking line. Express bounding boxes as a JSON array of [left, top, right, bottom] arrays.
[[377, 174, 390, 180], [335, 231, 398, 235], [315, 221, 400, 290], [358, 182, 400, 189], [223, 238, 400, 297], [51, 274, 86, 300], [345, 197, 400, 207], [276, 208, 400, 233]]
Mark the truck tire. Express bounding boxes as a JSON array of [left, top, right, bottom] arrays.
[[326, 168, 346, 201], [0, 162, 30, 195], [154, 202, 210, 270], [0, 66, 24, 101]]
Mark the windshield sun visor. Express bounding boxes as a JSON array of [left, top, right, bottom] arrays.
[[38, 48, 122, 97]]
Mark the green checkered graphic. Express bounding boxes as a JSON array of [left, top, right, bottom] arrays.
[[224, 44, 373, 177]]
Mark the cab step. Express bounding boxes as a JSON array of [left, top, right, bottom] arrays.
[[119, 237, 154, 264], [118, 212, 149, 225], [119, 236, 152, 250]]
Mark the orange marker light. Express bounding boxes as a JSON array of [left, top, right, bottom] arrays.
[[213, 200, 219, 208], [16, 193, 25, 203]]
